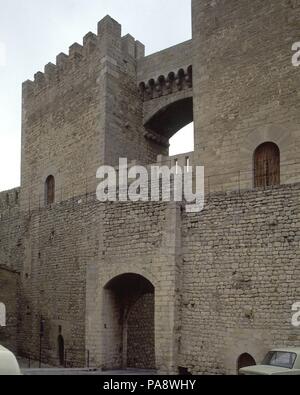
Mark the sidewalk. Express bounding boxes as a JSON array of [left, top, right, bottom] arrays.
[[22, 368, 157, 376]]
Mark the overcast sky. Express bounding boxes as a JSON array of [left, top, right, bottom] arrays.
[[0, 0, 193, 191]]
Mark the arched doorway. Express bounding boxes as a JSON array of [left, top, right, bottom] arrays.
[[254, 142, 280, 188], [102, 273, 155, 370], [237, 353, 256, 374], [57, 335, 65, 366]]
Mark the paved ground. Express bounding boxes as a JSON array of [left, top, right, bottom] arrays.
[[18, 356, 157, 375], [18, 356, 53, 369], [22, 368, 157, 376]]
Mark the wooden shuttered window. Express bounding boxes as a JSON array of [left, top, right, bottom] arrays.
[[254, 142, 280, 188]]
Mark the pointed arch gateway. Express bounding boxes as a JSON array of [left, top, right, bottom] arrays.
[[102, 273, 155, 370]]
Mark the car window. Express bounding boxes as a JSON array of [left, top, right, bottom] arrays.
[[262, 352, 297, 369]]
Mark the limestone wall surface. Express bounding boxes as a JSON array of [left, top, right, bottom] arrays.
[[0, 266, 19, 353], [13, 183, 300, 373], [0, 188, 24, 272], [180, 183, 300, 374], [137, 40, 193, 84]]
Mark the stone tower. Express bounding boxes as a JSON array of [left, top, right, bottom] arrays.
[[20, 16, 165, 211]]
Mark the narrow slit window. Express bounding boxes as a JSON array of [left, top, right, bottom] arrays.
[[45, 175, 55, 205]]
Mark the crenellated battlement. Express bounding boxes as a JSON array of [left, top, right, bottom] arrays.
[[22, 15, 145, 98]]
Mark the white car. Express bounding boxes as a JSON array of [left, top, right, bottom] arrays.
[[239, 348, 300, 375], [0, 345, 21, 375]]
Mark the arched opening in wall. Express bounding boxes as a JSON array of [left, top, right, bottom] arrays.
[[144, 97, 194, 158], [45, 175, 55, 205], [102, 273, 155, 371], [254, 142, 280, 188], [237, 353, 256, 375], [57, 335, 65, 366]]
